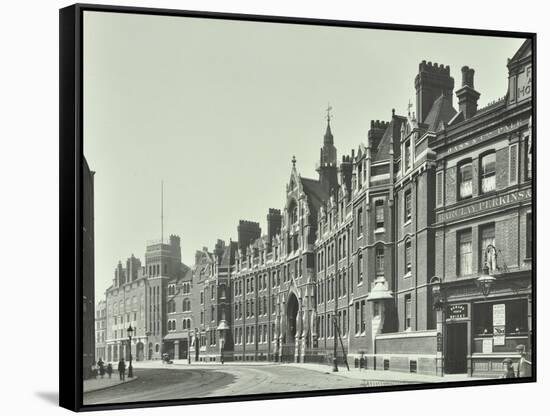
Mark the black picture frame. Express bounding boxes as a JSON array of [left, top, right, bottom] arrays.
[[59, 3, 536, 412]]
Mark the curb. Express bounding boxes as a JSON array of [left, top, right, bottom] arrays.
[[84, 376, 139, 394]]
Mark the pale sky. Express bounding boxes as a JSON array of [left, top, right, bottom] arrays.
[[83, 11, 525, 300]]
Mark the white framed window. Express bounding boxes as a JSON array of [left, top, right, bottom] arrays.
[[509, 143, 519, 185]]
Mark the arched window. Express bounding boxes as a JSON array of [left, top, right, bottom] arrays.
[[458, 159, 473, 199], [480, 152, 496, 193], [289, 199, 298, 225]]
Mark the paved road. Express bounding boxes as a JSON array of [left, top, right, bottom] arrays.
[[83, 364, 403, 405]]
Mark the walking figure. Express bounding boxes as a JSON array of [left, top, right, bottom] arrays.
[[98, 358, 105, 378], [118, 358, 126, 381], [106, 363, 113, 379], [501, 358, 515, 378]]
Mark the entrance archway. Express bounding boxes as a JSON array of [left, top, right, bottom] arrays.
[[282, 292, 299, 362], [136, 342, 144, 361]]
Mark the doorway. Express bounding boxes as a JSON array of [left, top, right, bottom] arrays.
[[445, 323, 468, 374]]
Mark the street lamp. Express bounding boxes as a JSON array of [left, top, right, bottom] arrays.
[[127, 325, 134, 378], [429, 276, 444, 377], [332, 316, 338, 372], [476, 245, 497, 297]]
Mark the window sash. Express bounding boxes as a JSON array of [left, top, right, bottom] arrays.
[[459, 232, 473, 275]]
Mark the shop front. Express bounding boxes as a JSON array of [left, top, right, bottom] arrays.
[[440, 272, 531, 378]]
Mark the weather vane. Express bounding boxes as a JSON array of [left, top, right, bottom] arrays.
[[326, 103, 333, 123], [292, 155, 297, 168], [407, 99, 413, 117]]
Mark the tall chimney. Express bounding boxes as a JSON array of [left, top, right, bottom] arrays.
[[415, 61, 454, 123], [237, 220, 261, 253], [456, 66, 480, 119], [266, 209, 282, 246]]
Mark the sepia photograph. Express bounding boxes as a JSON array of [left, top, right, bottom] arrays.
[[69, 5, 533, 409]]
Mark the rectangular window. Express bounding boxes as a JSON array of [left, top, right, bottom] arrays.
[[376, 246, 385, 275], [458, 229, 473, 276], [405, 140, 411, 171], [436, 171, 444, 207], [480, 153, 496, 193], [358, 252, 363, 284], [357, 207, 363, 236], [509, 143, 519, 185], [404, 190, 412, 222], [375, 200, 384, 230], [526, 213, 532, 259], [479, 223, 495, 270], [458, 162, 473, 199], [405, 294, 412, 330], [355, 302, 360, 334], [360, 300, 366, 333], [405, 240, 412, 275]]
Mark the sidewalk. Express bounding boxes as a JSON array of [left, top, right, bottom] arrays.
[[280, 362, 488, 384], [83, 375, 138, 393]]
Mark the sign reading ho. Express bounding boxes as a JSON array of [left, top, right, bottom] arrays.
[[447, 303, 468, 319]]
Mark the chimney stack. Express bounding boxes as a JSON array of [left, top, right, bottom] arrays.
[[368, 120, 389, 154], [237, 220, 261, 253], [456, 66, 480, 119], [415, 61, 454, 123], [266, 209, 282, 246]]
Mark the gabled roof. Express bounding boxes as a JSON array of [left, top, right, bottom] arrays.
[[509, 39, 532, 64], [423, 93, 457, 132], [300, 177, 329, 210], [373, 116, 406, 162]]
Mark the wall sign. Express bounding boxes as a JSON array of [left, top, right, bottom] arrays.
[[437, 189, 532, 223], [493, 304, 506, 326], [447, 303, 468, 319]]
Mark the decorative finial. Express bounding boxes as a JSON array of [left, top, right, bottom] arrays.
[[407, 99, 413, 117], [292, 155, 296, 168], [326, 103, 333, 124]]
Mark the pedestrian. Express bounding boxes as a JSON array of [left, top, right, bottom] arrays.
[[516, 345, 532, 378], [501, 358, 515, 378], [106, 363, 113, 379], [98, 358, 105, 378], [118, 358, 126, 381]]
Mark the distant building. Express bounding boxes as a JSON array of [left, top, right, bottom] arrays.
[[95, 300, 106, 361], [82, 157, 95, 378], [103, 235, 190, 363]]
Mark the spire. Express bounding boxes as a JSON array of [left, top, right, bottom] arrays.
[[324, 103, 334, 145]]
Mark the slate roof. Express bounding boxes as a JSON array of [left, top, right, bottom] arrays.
[[423, 93, 457, 131], [300, 177, 329, 209]]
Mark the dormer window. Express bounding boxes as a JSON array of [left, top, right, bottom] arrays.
[[458, 160, 473, 199], [405, 140, 411, 171], [480, 152, 496, 193]]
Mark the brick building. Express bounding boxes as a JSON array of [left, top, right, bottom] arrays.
[[95, 300, 106, 361], [103, 235, 190, 363], [98, 40, 533, 377]]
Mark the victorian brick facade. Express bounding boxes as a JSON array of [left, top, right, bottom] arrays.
[[97, 40, 533, 377]]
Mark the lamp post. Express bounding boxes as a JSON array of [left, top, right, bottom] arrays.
[[430, 276, 444, 377], [127, 325, 134, 378]]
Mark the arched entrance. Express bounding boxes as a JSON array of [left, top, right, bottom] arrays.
[[282, 292, 299, 362], [136, 342, 144, 361]]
